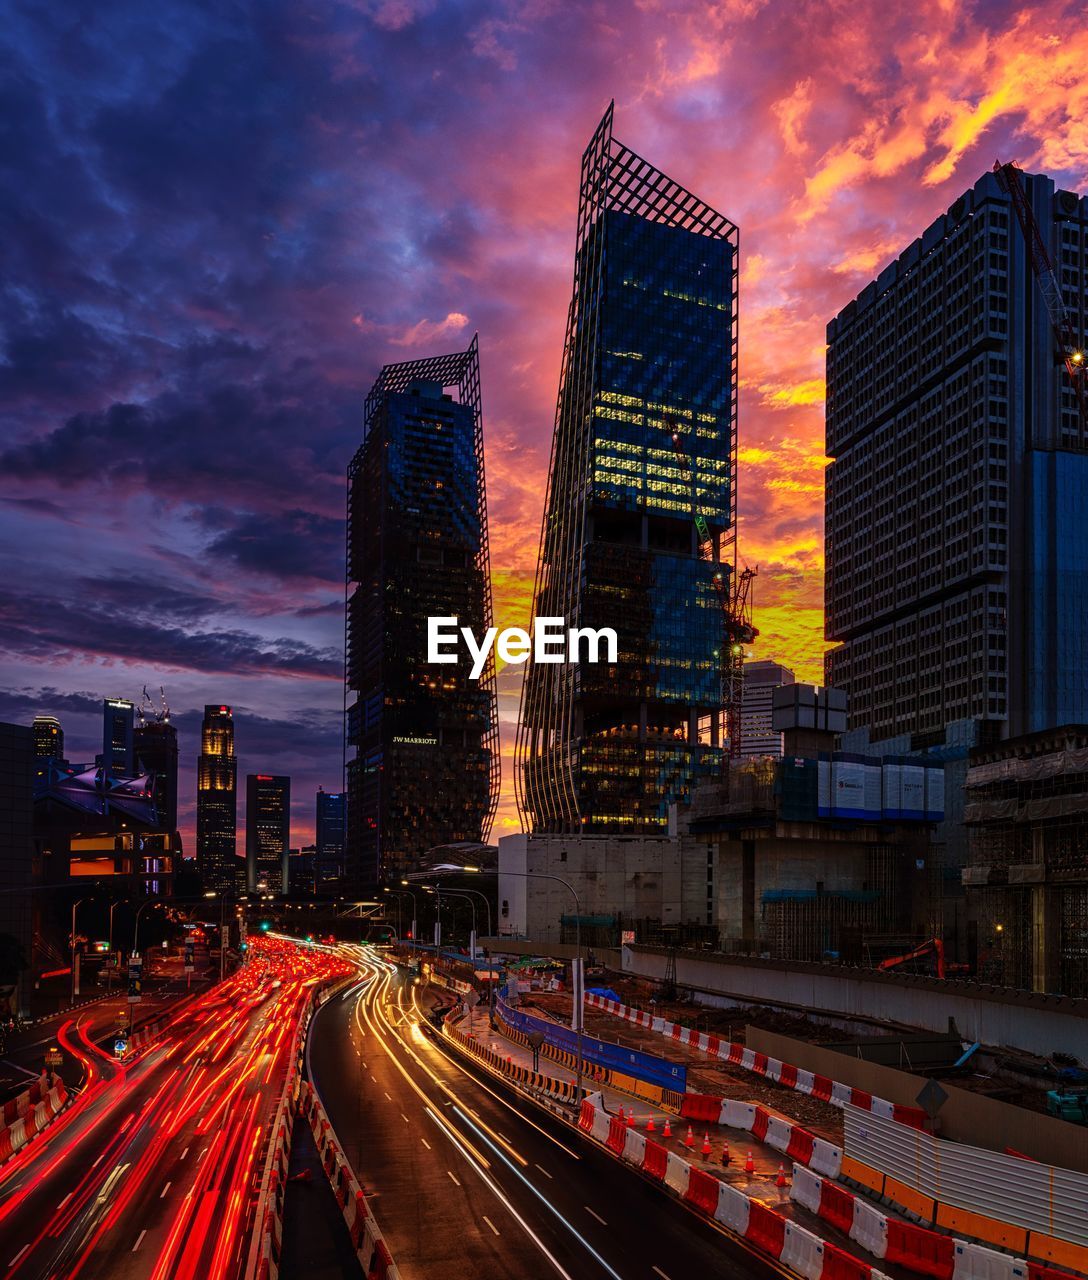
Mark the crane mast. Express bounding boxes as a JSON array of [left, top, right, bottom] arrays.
[[994, 161, 1088, 438], [670, 424, 757, 759]]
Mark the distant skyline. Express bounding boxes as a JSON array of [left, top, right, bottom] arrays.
[[4, 1, 1088, 844]]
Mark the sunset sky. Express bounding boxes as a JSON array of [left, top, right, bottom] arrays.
[[4, 0, 1087, 849]]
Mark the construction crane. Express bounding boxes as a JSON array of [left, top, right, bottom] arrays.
[[994, 161, 1088, 436], [670, 423, 758, 759]]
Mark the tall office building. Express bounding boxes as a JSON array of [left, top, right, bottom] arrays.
[[735, 660, 795, 758], [196, 705, 238, 893], [134, 718, 179, 836], [102, 698, 134, 776], [31, 715, 63, 760], [315, 788, 345, 886], [0, 724, 34, 1018], [826, 167, 1088, 742], [345, 339, 500, 884], [245, 774, 290, 894], [515, 103, 738, 834]]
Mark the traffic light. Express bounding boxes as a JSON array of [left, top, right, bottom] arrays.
[[260, 921, 270, 932]]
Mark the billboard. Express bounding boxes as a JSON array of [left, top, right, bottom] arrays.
[[925, 765, 945, 821]]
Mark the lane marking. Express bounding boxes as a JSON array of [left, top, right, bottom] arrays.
[[383, 1091, 392, 1101], [132, 1230, 148, 1252], [400, 1113, 409, 1123], [482, 1215, 500, 1236], [197, 1146, 209, 1162], [535, 1164, 553, 1179], [585, 1207, 607, 1226], [652, 1269, 672, 1280], [447, 1170, 461, 1186], [180, 1147, 189, 1160], [160, 1182, 172, 1198], [8, 1245, 30, 1267], [58, 1192, 72, 1207], [420, 1138, 431, 1149], [92, 1153, 106, 1168]]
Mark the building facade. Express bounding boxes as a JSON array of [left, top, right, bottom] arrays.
[[515, 103, 739, 836], [315, 787, 344, 887], [826, 167, 1088, 745], [735, 660, 794, 758], [196, 705, 238, 894], [31, 715, 64, 761], [102, 698, 134, 776], [345, 339, 499, 885], [245, 774, 290, 894], [0, 724, 34, 1017]]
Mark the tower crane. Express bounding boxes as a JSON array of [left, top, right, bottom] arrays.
[[994, 161, 1088, 437], [669, 423, 757, 759]]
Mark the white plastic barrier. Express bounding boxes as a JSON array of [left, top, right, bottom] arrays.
[[765, 1115, 793, 1154], [651, 1016, 668, 1035], [871, 1096, 895, 1120], [791, 1163, 824, 1215], [715, 1180, 751, 1235], [781, 1221, 826, 1280], [850, 1197, 889, 1259], [952, 1241, 1029, 1280], [795, 1068, 815, 1095], [811, 1138, 843, 1179], [664, 1152, 690, 1198], [740, 1048, 757, 1071], [621, 1129, 647, 1167], [766, 1057, 783, 1082], [591, 1109, 610, 1143], [721, 1100, 756, 1130], [831, 1081, 853, 1107]]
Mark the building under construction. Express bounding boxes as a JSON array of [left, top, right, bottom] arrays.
[[963, 725, 1088, 996]]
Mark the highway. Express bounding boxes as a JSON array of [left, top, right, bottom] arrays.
[[0, 936, 350, 1280], [308, 952, 783, 1280]]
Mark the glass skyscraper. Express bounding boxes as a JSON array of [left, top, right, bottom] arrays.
[[515, 104, 739, 834], [196, 704, 238, 893], [345, 339, 499, 885], [246, 773, 290, 894]]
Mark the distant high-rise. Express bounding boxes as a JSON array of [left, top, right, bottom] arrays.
[[196, 705, 237, 893], [315, 788, 344, 886], [826, 167, 1088, 742], [102, 698, 134, 776], [134, 719, 179, 836], [246, 774, 290, 894], [736, 661, 795, 758], [515, 103, 738, 834], [31, 715, 63, 761], [345, 339, 499, 884], [0, 723, 34, 1016]]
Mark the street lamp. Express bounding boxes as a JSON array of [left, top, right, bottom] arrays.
[[106, 901, 123, 993], [133, 898, 161, 956], [397, 882, 419, 942], [70, 897, 87, 1005], [456, 864, 585, 1103]]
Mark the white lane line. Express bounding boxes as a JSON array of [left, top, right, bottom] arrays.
[[447, 1170, 461, 1186], [420, 1137, 431, 1149], [652, 1269, 671, 1280], [383, 1091, 392, 1101], [58, 1192, 72, 1208], [400, 1113, 409, 1123], [482, 1215, 500, 1236], [534, 1163, 552, 1179], [8, 1245, 30, 1267], [180, 1146, 189, 1160], [160, 1181, 171, 1198], [92, 1152, 106, 1168], [584, 1207, 607, 1226], [132, 1229, 148, 1252], [197, 1146, 209, 1163]]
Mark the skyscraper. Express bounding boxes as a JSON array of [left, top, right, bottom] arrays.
[[515, 103, 738, 834], [345, 339, 499, 885], [736, 660, 795, 758], [134, 718, 179, 836], [825, 167, 1088, 742], [315, 787, 344, 887], [246, 774, 290, 894], [196, 705, 238, 893], [31, 715, 63, 760], [102, 698, 134, 776]]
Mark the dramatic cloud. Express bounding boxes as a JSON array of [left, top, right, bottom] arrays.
[[3, 0, 1085, 843]]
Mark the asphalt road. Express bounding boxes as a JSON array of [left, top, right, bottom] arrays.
[[0, 938, 346, 1280], [308, 953, 785, 1280]]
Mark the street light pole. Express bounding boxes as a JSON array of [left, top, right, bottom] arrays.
[[457, 865, 585, 1103], [133, 898, 160, 956], [397, 882, 418, 942], [70, 898, 86, 1006], [107, 901, 121, 993]]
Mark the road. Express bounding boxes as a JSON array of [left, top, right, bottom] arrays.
[[0, 936, 351, 1280], [308, 952, 785, 1280]]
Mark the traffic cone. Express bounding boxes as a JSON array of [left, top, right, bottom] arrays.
[[684, 1125, 695, 1149], [776, 1164, 788, 1188], [701, 1132, 711, 1157], [662, 1117, 672, 1139], [617, 1105, 625, 1124], [646, 1115, 656, 1132], [626, 1110, 635, 1128], [721, 1141, 731, 1166], [745, 1150, 755, 1174]]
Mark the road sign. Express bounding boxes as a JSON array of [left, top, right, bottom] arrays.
[[44, 1047, 62, 1069], [128, 953, 143, 1004], [916, 1078, 949, 1120], [114, 1038, 128, 1058], [184, 940, 194, 973]]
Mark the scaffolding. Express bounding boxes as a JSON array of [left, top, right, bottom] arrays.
[[964, 727, 1088, 995]]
